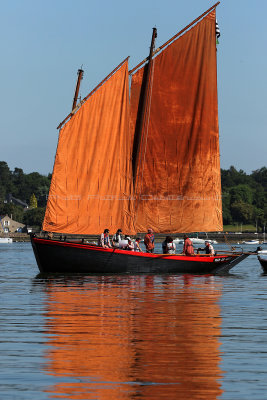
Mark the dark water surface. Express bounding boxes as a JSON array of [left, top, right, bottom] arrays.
[[1, 242, 267, 399]]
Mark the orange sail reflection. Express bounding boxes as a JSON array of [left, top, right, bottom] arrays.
[[43, 276, 223, 399]]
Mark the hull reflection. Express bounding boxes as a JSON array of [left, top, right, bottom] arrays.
[[42, 275, 223, 399]]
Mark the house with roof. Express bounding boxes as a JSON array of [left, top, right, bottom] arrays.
[[5, 194, 29, 210], [0, 215, 25, 233]]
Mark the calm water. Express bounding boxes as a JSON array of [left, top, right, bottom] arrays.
[[1, 242, 267, 399]]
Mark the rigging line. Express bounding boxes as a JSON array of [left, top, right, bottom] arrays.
[[133, 58, 155, 225]]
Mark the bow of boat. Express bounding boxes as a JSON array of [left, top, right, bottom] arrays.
[[257, 255, 267, 273]]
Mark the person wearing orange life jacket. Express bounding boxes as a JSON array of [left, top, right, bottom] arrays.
[[144, 228, 155, 253], [183, 234, 194, 256]]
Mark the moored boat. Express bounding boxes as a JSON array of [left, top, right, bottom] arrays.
[[256, 246, 267, 255], [242, 240, 260, 245], [0, 237, 13, 244], [174, 238, 218, 245], [31, 2, 252, 274]]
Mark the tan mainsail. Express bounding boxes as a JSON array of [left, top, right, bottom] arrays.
[[130, 11, 222, 233], [43, 60, 135, 235]]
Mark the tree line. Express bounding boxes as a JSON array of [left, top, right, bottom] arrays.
[[0, 161, 266, 230], [0, 161, 51, 227], [221, 166, 267, 230]]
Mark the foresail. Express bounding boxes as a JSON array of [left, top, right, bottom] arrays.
[[43, 60, 135, 235], [130, 11, 223, 233]]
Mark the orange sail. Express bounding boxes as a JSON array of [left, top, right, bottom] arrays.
[[43, 5, 222, 236], [130, 11, 222, 233], [43, 60, 135, 235]]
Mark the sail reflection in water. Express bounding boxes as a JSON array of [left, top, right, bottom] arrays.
[[42, 276, 223, 399]]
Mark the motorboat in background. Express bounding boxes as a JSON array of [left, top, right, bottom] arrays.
[[0, 238, 13, 244], [173, 237, 218, 245], [242, 240, 260, 245]]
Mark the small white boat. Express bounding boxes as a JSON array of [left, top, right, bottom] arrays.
[[208, 239, 218, 244], [258, 249, 267, 255], [242, 240, 259, 245], [173, 238, 217, 245], [0, 237, 13, 243], [173, 238, 183, 243]]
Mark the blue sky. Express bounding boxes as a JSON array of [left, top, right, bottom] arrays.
[[1, 0, 266, 175]]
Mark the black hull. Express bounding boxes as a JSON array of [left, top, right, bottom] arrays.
[[31, 237, 249, 275], [258, 256, 267, 272]]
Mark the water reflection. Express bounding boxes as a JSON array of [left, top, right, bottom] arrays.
[[40, 275, 223, 399]]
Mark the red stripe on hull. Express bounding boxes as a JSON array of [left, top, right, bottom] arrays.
[[32, 238, 227, 262]]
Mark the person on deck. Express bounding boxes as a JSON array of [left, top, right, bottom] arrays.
[[134, 237, 143, 252], [162, 236, 176, 254], [198, 240, 215, 256], [98, 228, 112, 248], [112, 228, 122, 248], [183, 234, 194, 256], [144, 228, 155, 253], [125, 237, 134, 251]]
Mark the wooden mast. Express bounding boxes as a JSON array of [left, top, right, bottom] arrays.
[[72, 68, 84, 111], [132, 27, 157, 188], [57, 58, 129, 130]]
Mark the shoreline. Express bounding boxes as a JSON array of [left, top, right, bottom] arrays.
[[3, 232, 266, 244]]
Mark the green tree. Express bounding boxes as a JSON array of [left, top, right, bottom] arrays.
[[23, 172, 50, 205], [0, 203, 24, 223], [221, 166, 252, 188], [23, 207, 45, 227], [230, 201, 254, 224], [11, 167, 26, 199], [0, 162, 14, 199], [222, 191, 232, 224], [251, 167, 267, 187], [229, 184, 253, 204], [30, 193, 38, 208], [252, 185, 265, 209]]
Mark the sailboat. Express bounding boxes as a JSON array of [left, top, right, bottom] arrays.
[[31, 2, 252, 274]]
